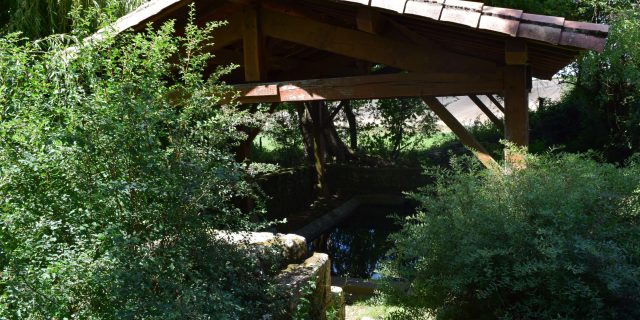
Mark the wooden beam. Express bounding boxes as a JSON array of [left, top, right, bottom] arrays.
[[241, 6, 265, 82], [356, 8, 384, 34], [385, 18, 443, 51], [468, 95, 504, 131], [261, 9, 497, 74], [233, 72, 504, 104], [486, 94, 505, 113], [271, 55, 360, 80], [422, 96, 500, 171], [505, 39, 528, 65]]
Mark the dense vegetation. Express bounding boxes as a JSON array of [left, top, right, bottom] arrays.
[[1, 0, 639, 319], [0, 7, 282, 319], [382, 152, 640, 319], [0, 0, 150, 39]]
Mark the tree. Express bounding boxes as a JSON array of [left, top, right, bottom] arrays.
[[0, 7, 278, 318], [382, 152, 640, 320], [1, 0, 150, 39]]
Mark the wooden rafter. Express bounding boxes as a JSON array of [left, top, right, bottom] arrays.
[[356, 7, 384, 34], [241, 6, 266, 81], [233, 72, 504, 104], [487, 94, 505, 113], [261, 9, 497, 74], [422, 96, 500, 171], [469, 95, 504, 131]]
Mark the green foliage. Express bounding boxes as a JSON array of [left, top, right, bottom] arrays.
[[252, 109, 305, 167], [358, 98, 438, 161], [382, 152, 640, 320], [0, 7, 278, 319], [292, 280, 317, 320], [1, 0, 150, 39]]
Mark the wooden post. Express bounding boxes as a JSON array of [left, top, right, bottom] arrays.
[[422, 96, 500, 171], [504, 40, 530, 167]]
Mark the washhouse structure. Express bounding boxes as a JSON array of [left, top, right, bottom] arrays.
[[107, 0, 609, 168]]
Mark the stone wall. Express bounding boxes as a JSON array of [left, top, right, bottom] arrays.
[[217, 231, 343, 320]]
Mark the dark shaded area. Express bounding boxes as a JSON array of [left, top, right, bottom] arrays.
[[310, 203, 416, 279]]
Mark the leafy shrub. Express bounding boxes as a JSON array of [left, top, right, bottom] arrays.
[[0, 8, 279, 319], [382, 152, 640, 319], [357, 98, 438, 161]]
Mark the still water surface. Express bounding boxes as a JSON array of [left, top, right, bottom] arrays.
[[309, 203, 415, 279]]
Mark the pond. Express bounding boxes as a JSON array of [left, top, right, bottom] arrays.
[[308, 202, 416, 279]]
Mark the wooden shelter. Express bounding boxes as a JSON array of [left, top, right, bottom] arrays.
[[109, 0, 609, 168]]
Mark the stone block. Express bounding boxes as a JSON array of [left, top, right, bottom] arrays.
[[273, 252, 332, 320]]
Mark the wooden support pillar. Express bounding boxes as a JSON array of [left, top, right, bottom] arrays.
[[504, 40, 530, 167], [504, 66, 529, 147], [469, 95, 504, 131], [242, 6, 266, 82], [422, 96, 500, 171]]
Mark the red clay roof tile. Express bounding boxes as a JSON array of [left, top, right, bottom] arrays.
[[404, 0, 444, 21], [440, 0, 483, 28], [370, 0, 407, 13], [479, 6, 523, 36]]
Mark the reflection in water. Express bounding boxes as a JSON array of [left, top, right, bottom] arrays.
[[310, 203, 414, 279]]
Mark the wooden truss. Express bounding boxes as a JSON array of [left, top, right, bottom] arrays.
[[109, 0, 607, 169]]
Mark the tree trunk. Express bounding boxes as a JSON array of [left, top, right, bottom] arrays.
[[296, 103, 315, 164], [297, 101, 357, 195], [344, 101, 358, 151], [309, 101, 356, 162], [235, 126, 261, 162]]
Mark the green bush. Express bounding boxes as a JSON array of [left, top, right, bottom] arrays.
[[382, 152, 640, 319], [0, 8, 279, 319]]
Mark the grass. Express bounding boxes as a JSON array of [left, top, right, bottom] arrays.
[[345, 297, 435, 320], [251, 130, 458, 167], [345, 298, 403, 320]]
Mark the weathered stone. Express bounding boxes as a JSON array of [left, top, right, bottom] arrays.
[[328, 286, 346, 320], [211, 230, 307, 264], [274, 252, 332, 320]]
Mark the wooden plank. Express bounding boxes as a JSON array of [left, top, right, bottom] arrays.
[[241, 6, 265, 82], [487, 94, 505, 113], [505, 39, 528, 65], [356, 7, 384, 34], [271, 55, 360, 81], [422, 96, 500, 171], [234, 72, 504, 104], [212, 13, 243, 50], [261, 9, 496, 74], [236, 84, 279, 97], [469, 95, 504, 131]]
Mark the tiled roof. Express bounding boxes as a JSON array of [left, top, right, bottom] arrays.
[[105, 0, 610, 80], [342, 0, 608, 52]]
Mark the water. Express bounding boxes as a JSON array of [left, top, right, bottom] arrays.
[[309, 203, 415, 279]]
